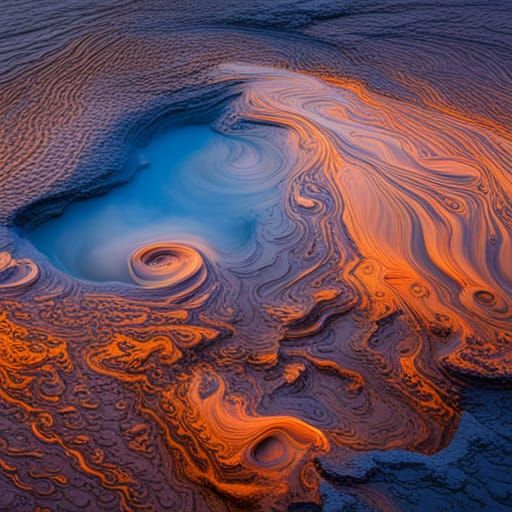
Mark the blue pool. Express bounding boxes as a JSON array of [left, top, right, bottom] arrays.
[[28, 124, 284, 284]]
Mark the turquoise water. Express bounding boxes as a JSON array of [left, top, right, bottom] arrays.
[[28, 125, 283, 284]]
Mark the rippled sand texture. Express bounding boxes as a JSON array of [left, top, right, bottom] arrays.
[[0, 1, 511, 511]]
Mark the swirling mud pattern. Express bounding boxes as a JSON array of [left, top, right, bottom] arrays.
[[128, 243, 206, 292], [0, 1, 511, 511]]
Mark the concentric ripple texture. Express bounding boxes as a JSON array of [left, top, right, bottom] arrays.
[[1, 1, 511, 511]]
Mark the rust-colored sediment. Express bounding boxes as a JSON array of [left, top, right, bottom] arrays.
[[0, 14, 510, 512]]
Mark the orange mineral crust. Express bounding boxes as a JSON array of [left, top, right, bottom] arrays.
[[0, 3, 511, 511]]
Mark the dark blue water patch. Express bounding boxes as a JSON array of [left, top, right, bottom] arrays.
[[28, 124, 285, 284], [319, 387, 512, 511]]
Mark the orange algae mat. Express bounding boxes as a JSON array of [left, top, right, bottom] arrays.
[[0, 1, 511, 511]]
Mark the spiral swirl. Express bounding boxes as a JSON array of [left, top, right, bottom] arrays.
[[0, 251, 39, 291], [128, 242, 206, 291]]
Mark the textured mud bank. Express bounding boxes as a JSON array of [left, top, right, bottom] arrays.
[[0, 1, 511, 511]]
